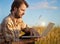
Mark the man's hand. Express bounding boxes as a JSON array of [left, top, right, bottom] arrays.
[[34, 37, 40, 41]]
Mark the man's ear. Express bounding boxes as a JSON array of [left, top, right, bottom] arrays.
[[14, 7, 17, 13]]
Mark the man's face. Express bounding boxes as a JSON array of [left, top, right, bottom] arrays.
[[15, 3, 27, 18]]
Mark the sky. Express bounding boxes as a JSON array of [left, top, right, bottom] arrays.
[[0, 0, 60, 26]]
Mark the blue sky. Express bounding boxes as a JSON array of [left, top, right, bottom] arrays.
[[0, 0, 60, 26]]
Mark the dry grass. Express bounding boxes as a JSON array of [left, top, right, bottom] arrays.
[[33, 26, 60, 44]]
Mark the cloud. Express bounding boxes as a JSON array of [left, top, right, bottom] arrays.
[[47, 6, 58, 10], [29, 1, 59, 10], [29, 2, 48, 9]]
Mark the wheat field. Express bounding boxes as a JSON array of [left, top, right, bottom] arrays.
[[33, 26, 60, 44]]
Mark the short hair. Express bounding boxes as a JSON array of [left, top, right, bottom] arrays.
[[10, 0, 29, 12]]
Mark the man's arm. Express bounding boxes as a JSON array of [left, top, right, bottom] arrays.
[[1, 18, 14, 42], [21, 26, 40, 38]]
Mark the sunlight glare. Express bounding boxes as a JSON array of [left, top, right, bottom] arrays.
[[41, 22, 46, 26]]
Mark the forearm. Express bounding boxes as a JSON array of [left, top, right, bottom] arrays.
[[22, 27, 30, 33]]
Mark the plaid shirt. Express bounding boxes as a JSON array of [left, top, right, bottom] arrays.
[[1, 14, 27, 42]]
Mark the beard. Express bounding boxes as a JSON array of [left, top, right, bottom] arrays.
[[14, 13, 20, 18], [14, 12, 24, 19]]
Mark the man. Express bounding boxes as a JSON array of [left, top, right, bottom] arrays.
[[1, 0, 40, 44]]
